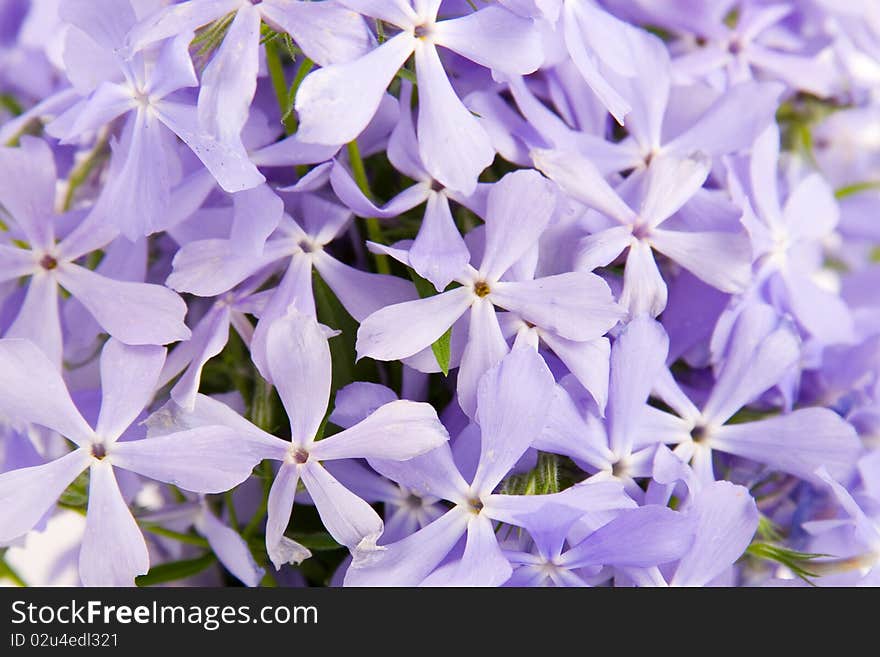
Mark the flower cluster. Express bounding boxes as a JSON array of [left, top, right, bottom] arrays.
[[0, 0, 879, 588]]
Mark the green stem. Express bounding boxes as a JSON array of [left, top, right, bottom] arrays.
[[242, 461, 273, 540], [346, 140, 390, 274], [63, 133, 109, 211], [265, 39, 296, 136], [287, 57, 314, 135], [835, 180, 880, 199], [141, 525, 211, 548], [225, 490, 240, 533]]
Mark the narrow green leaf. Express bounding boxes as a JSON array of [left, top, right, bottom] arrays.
[[408, 269, 452, 375], [288, 531, 343, 551], [135, 553, 217, 587], [745, 541, 828, 584], [835, 180, 880, 199]]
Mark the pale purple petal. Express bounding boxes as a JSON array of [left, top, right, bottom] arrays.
[[532, 148, 636, 225], [312, 250, 418, 322], [155, 100, 265, 193], [0, 448, 90, 543], [356, 287, 473, 362], [0, 245, 37, 284], [95, 340, 165, 443], [197, 4, 260, 148], [266, 463, 311, 569], [479, 169, 557, 281], [198, 507, 264, 587], [0, 136, 57, 249], [344, 507, 470, 586], [56, 263, 191, 346], [710, 408, 862, 483], [639, 155, 711, 228], [421, 514, 511, 587], [79, 460, 149, 587], [329, 382, 399, 429], [126, 0, 239, 52], [432, 6, 542, 76], [409, 191, 470, 291], [491, 272, 625, 341], [169, 306, 231, 411], [649, 228, 751, 293], [61, 0, 136, 52], [295, 32, 415, 145], [607, 316, 669, 458], [335, 0, 417, 27], [264, 310, 331, 445], [260, 0, 376, 67], [414, 40, 493, 194], [560, 506, 695, 569], [300, 460, 384, 551], [573, 225, 633, 272], [671, 481, 758, 587], [329, 163, 430, 218], [312, 400, 448, 462], [230, 185, 284, 257], [540, 335, 610, 414], [620, 239, 667, 317], [665, 81, 782, 158], [369, 442, 470, 504], [457, 297, 509, 420], [0, 339, 93, 446], [561, 2, 631, 124], [145, 32, 198, 99], [110, 426, 268, 493], [472, 347, 556, 494], [5, 271, 62, 368]]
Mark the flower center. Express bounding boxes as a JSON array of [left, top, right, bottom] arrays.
[[467, 497, 484, 515], [473, 280, 491, 298], [298, 239, 316, 253], [404, 493, 423, 510], [691, 425, 709, 444], [91, 443, 107, 460], [292, 447, 310, 465], [414, 24, 431, 39], [40, 254, 58, 270]]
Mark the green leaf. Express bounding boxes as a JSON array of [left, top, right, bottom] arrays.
[[835, 181, 880, 199], [58, 468, 90, 511], [408, 269, 452, 375], [500, 453, 560, 496], [745, 541, 828, 584], [756, 515, 784, 543], [313, 269, 368, 390], [288, 531, 344, 551], [136, 553, 217, 587]]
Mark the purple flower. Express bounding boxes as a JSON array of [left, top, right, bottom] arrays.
[[153, 310, 450, 568], [345, 347, 632, 586], [0, 338, 265, 585], [0, 137, 190, 366], [295, 0, 543, 193], [357, 169, 624, 416]]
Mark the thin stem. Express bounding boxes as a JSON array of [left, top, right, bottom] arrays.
[[63, 132, 109, 211], [346, 140, 390, 274], [286, 57, 314, 134], [141, 525, 211, 548], [225, 490, 240, 533], [242, 461, 273, 540], [265, 39, 296, 136]]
